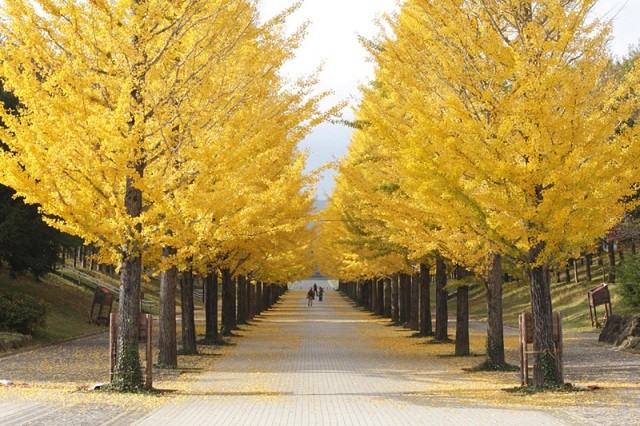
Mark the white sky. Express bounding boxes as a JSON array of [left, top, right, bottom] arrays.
[[259, 0, 640, 199]]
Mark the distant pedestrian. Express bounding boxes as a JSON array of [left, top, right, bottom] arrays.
[[307, 288, 315, 306], [313, 283, 318, 296], [318, 287, 324, 302]]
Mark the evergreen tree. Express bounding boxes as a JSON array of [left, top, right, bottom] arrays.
[[0, 185, 62, 277]]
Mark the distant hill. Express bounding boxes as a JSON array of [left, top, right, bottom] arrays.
[[313, 199, 329, 212]]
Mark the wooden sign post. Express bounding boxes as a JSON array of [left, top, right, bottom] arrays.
[[588, 283, 612, 328], [109, 313, 153, 389], [90, 286, 114, 326], [519, 312, 563, 386]]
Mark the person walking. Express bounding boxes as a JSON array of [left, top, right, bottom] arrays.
[[318, 287, 324, 302], [307, 287, 315, 306], [313, 283, 318, 296]]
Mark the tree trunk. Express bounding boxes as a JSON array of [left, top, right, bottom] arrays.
[[237, 275, 248, 325], [405, 273, 412, 326], [370, 280, 375, 311], [585, 253, 592, 282], [597, 243, 604, 266], [383, 277, 392, 318], [248, 281, 255, 320], [485, 254, 505, 367], [419, 263, 432, 336], [391, 274, 399, 324], [204, 271, 219, 343], [363, 281, 368, 308], [255, 282, 263, 315], [230, 276, 238, 329], [81, 245, 88, 268], [362, 281, 369, 310], [263, 283, 271, 310], [221, 268, 233, 336], [263, 282, 270, 311], [529, 251, 562, 386], [455, 284, 470, 356], [572, 258, 579, 283], [607, 240, 616, 283], [410, 271, 419, 330], [434, 256, 448, 341], [370, 280, 377, 312], [180, 268, 197, 355], [112, 177, 143, 391], [157, 247, 178, 367], [398, 273, 408, 325], [376, 278, 384, 316]]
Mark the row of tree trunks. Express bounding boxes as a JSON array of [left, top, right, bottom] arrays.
[[60, 244, 117, 274], [157, 269, 287, 371], [340, 257, 504, 363], [552, 245, 629, 286], [338, 247, 564, 386], [339, 262, 438, 337]]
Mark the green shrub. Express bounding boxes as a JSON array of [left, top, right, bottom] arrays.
[[617, 253, 640, 309], [0, 293, 48, 335]]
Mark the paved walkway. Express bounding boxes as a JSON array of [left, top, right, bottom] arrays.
[[139, 289, 558, 425], [1, 288, 639, 425]]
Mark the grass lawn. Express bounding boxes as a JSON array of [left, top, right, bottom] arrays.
[[465, 260, 638, 331], [1, 263, 206, 353], [0, 269, 105, 350]]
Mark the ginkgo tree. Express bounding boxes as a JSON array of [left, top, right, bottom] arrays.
[[350, 0, 640, 386], [316, 147, 410, 285], [142, 3, 328, 366], [0, 0, 327, 390], [354, 2, 513, 367], [0, 0, 212, 390]]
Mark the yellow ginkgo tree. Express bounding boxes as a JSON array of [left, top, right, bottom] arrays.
[[0, 0, 327, 390], [355, 0, 640, 386]]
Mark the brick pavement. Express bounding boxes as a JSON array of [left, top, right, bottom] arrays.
[[1, 287, 639, 425], [134, 288, 565, 425]]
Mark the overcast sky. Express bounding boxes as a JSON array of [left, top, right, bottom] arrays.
[[259, 0, 640, 199]]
